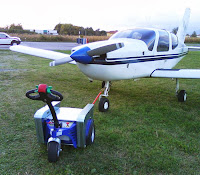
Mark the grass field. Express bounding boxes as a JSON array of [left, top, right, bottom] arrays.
[[0, 50, 200, 174]]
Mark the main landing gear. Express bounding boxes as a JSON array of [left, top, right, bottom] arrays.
[[98, 81, 111, 112], [97, 79, 187, 112], [175, 78, 187, 102]]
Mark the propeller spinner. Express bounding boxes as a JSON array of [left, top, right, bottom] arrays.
[[70, 42, 124, 64]]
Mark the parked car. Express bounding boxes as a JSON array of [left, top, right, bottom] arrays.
[[0, 32, 21, 46]]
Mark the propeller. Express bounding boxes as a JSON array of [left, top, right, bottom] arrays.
[[10, 42, 124, 65]]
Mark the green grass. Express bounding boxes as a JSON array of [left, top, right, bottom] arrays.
[[0, 50, 200, 174]]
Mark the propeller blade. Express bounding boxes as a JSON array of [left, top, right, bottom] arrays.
[[87, 43, 124, 56], [49, 57, 76, 66]]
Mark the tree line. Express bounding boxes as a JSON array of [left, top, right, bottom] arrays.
[[172, 27, 198, 37], [1, 24, 198, 38], [54, 23, 107, 36], [0, 23, 107, 36], [0, 24, 34, 34]]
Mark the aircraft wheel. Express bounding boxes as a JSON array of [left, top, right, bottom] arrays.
[[177, 90, 187, 102], [99, 97, 109, 112], [86, 120, 95, 146], [48, 141, 60, 162]]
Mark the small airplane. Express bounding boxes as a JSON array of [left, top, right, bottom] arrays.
[[10, 8, 200, 112]]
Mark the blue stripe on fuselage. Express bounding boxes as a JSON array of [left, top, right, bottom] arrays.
[[90, 52, 188, 65]]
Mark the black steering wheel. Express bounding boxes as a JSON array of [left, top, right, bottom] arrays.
[[26, 84, 63, 102]]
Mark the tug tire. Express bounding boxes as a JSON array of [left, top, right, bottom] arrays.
[[48, 142, 59, 162]]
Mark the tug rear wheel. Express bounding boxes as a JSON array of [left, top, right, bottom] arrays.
[[99, 97, 109, 112], [48, 141, 60, 162]]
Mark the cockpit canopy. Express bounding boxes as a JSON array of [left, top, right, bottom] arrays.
[[109, 28, 156, 51]]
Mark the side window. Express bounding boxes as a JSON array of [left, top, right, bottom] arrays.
[[171, 33, 178, 49], [157, 30, 169, 52], [147, 37, 155, 51], [0, 34, 6, 38]]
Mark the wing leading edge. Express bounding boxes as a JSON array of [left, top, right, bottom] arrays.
[[188, 46, 200, 51], [150, 69, 200, 79], [10, 45, 75, 65]]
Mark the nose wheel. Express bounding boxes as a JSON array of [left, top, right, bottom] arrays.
[[98, 81, 110, 112], [99, 97, 110, 112]]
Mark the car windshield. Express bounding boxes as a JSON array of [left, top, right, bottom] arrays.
[[110, 29, 156, 51]]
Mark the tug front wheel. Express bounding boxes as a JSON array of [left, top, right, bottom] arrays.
[[86, 120, 95, 146], [48, 142, 60, 162], [99, 97, 109, 112]]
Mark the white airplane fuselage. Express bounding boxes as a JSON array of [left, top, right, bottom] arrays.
[[10, 8, 198, 112], [72, 29, 188, 81]]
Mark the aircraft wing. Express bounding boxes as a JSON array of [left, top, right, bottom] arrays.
[[188, 46, 200, 51], [10, 45, 75, 66], [150, 69, 200, 79]]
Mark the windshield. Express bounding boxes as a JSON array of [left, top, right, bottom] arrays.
[[110, 29, 156, 51]]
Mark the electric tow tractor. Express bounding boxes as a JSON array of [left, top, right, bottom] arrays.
[[26, 84, 95, 162]]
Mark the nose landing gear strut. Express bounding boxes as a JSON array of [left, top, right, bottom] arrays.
[[98, 81, 111, 112]]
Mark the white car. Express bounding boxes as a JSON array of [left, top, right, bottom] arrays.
[[0, 32, 21, 46]]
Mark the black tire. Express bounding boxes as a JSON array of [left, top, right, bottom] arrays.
[[99, 97, 109, 112], [102, 81, 105, 88], [86, 120, 95, 146], [48, 141, 60, 162], [178, 90, 187, 102], [11, 41, 17, 46]]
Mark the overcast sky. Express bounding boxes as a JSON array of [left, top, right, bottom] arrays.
[[1, 0, 200, 34]]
